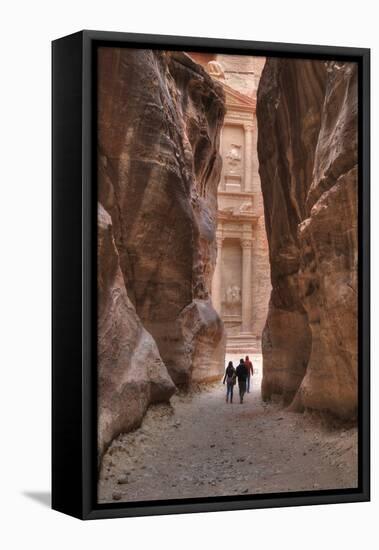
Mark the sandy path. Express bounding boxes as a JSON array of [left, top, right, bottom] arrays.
[[98, 354, 358, 503]]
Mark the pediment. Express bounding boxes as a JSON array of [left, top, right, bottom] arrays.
[[222, 83, 256, 111]]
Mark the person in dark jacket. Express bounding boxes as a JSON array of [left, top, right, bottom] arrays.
[[223, 361, 236, 403], [236, 358, 248, 403], [245, 355, 254, 393]]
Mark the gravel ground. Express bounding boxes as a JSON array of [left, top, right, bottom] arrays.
[[98, 354, 358, 503]]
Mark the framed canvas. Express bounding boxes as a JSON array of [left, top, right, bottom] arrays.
[[52, 30, 370, 520]]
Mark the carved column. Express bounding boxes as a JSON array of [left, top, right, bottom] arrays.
[[241, 238, 252, 333], [219, 127, 225, 191], [212, 234, 224, 315], [244, 123, 254, 192]]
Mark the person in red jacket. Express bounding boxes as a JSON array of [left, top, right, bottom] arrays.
[[245, 355, 254, 393]]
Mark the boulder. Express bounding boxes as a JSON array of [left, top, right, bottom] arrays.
[[97, 204, 175, 457]]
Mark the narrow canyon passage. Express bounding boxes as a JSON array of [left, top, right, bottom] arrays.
[[98, 354, 357, 503], [97, 50, 359, 504]]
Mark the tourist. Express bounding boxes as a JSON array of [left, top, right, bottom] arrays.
[[236, 358, 248, 404], [222, 361, 236, 403], [245, 355, 254, 393]]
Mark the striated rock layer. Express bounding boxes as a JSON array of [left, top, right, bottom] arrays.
[[257, 59, 358, 419], [97, 48, 226, 454]]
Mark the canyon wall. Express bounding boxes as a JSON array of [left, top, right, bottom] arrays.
[[98, 204, 175, 456], [97, 48, 226, 454], [257, 59, 358, 419]]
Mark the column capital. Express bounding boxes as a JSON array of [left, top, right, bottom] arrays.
[[244, 122, 254, 132], [241, 238, 253, 249]]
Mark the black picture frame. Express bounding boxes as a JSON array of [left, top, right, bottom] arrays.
[[52, 30, 370, 520]]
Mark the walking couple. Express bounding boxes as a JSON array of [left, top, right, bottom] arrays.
[[223, 356, 254, 404]]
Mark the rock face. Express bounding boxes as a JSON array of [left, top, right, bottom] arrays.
[[257, 59, 358, 419], [97, 48, 226, 454], [97, 204, 175, 457]]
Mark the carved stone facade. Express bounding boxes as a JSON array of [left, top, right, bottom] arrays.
[[188, 53, 271, 352]]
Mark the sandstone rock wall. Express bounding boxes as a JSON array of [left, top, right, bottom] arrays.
[[97, 48, 226, 454], [98, 204, 175, 457], [257, 59, 358, 419]]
